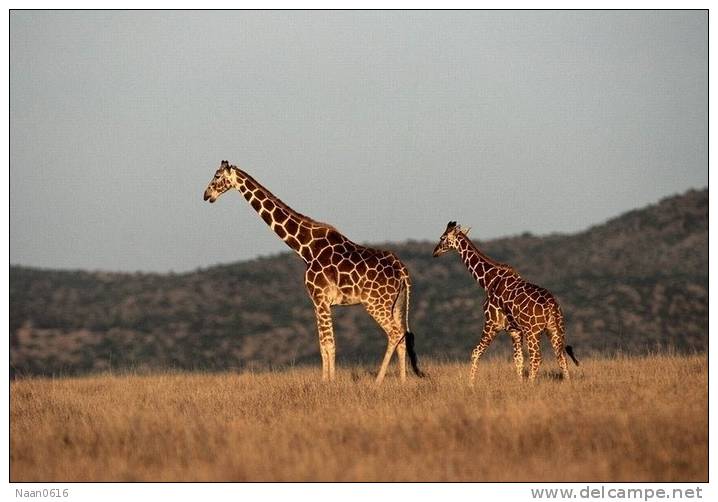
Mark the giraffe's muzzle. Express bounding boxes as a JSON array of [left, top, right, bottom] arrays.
[[203, 190, 216, 203]]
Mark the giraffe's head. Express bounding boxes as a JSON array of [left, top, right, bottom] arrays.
[[203, 160, 237, 203], [433, 221, 471, 257]]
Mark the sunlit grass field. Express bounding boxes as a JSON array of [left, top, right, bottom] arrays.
[[10, 354, 706, 482]]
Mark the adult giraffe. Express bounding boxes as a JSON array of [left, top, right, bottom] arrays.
[[203, 161, 424, 384]]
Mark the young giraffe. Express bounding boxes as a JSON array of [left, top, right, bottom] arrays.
[[432, 221, 578, 384], [203, 160, 424, 384]]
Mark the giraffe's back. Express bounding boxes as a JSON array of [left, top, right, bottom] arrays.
[[349, 246, 409, 303], [494, 277, 561, 332], [305, 242, 409, 306]]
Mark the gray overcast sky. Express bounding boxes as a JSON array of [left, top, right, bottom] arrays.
[[10, 10, 707, 273]]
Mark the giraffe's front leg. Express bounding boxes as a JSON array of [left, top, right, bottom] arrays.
[[313, 302, 336, 382], [469, 321, 499, 387], [508, 330, 524, 380]]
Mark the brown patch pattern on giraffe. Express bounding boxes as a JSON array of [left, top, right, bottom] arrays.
[[433, 221, 578, 385], [203, 160, 424, 384]]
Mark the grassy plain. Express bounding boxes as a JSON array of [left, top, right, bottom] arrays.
[[10, 354, 707, 482]]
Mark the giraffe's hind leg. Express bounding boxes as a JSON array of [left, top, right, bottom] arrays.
[[526, 327, 543, 382], [391, 284, 408, 382], [365, 300, 404, 385], [395, 338, 407, 382], [376, 333, 403, 385], [547, 324, 570, 380], [508, 329, 524, 380]]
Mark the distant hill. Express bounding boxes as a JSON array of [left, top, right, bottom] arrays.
[[10, 188, 708, 377]]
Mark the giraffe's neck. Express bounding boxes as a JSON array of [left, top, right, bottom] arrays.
[[231, 168, 336, 262], [455, 234, 508, 290]]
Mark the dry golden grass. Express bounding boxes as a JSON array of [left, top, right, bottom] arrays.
[[10, 354, 706, 482]]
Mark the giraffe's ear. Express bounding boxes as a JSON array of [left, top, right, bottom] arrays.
[[461, 226, 472, 236]]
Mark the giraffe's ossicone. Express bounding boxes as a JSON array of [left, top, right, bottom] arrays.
[[204, 160, 425, 384], [433, 221, 579, 385]]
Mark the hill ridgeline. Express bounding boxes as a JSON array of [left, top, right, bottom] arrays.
[[10, 188, 707, 376]]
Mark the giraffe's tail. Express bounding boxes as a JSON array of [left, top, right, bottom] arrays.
[[405, 331, 425, 378], [552, 302, 578, 366], [565, 345, 579, 366], [400, 274, 425, 378], [402, 273, 412, 334]]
